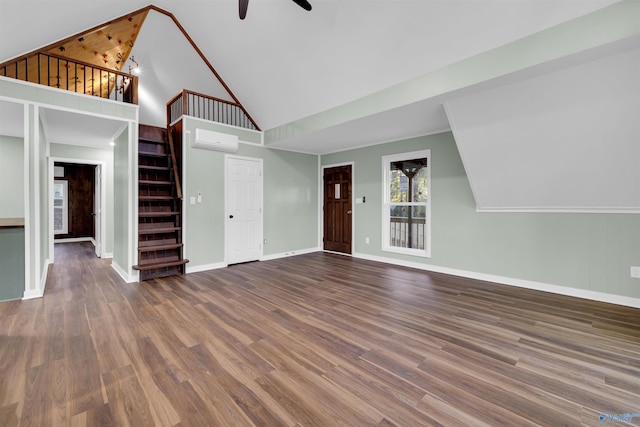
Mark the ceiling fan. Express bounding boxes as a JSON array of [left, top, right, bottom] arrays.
[[239, 0, 312, 20]]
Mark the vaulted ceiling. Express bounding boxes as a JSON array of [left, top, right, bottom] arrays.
[[0, 0, 623, 131], [1, 0, 638, 211]]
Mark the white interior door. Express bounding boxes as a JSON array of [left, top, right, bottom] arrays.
[[226, 156, 263, 265], [93, 165, 101, 257]]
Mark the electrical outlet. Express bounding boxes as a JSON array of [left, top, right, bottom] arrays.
[[365, 237, 370, 244], [631, 266, 640, 278]]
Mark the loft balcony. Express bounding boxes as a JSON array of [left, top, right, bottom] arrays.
[[167, 89, 259, 131], [1, 52, 138, 104]]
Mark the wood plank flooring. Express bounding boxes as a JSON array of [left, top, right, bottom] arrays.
[[1, 242, 639, 426]]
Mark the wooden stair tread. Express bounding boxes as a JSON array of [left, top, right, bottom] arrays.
[[139, 151, 169, 158], [139, 180, 172, 186], [139, 226, 181, 234], [138, 243, 183, 252], [139, 195, 175, 201], [139, 165, 170, 172], [139, 239, 178, 248], [133, 259, 189, 271], [139, 125, 167, 143], [138, 124, 186, 281], [139, 211, 180, 218]]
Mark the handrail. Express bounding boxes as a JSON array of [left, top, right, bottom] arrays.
[[1, 52, 137, 104], [167, 89, 260, 131], [167, 128, 183, 200]]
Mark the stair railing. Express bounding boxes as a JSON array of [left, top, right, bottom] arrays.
[[167, 89, 260, 131], [167, 129, 183, 200], [0, 52, 138, 104]]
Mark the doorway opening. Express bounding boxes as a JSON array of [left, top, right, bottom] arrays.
[[49, 158, 107, 263]]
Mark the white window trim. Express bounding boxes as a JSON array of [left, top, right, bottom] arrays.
[[382, 149, 431, 258]]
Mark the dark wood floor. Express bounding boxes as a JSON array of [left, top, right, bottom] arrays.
[[1, 242, 639, 426]]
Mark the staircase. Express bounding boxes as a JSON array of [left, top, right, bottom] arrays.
[[133, 124, 188, 281]]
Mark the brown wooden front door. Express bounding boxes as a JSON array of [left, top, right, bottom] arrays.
[[323, 165, 352, 254]]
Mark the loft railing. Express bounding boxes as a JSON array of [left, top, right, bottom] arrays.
[[167, 89, 260, 131], [390, 217, 426, 250], [0, 52, 137, 104]]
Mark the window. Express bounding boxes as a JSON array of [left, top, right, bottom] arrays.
[[53, 180, 68, 235], [382, 150, 431, 257]]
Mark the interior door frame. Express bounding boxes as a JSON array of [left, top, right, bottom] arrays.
[[224, 154, 264, 265], [320, 161, 355, 255], [93, 164, 101, 257], [48, 157, 107, 263]]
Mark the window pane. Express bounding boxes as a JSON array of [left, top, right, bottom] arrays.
[[389, 169, 406, 202], [389, 158, 428, 202], [54, 183, 64, 199], [54, 208, 63, 232], [412, 166, 428, 202], [389, 205, 426, 250]]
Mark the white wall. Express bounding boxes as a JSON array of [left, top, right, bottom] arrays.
[[130, 10, 235, 127]]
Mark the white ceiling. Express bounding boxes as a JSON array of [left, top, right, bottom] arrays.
[[446, 43, 640, 211], [41, 109, 127, 148], [0, 0, 623, 152], [0, 100, 128, 148]]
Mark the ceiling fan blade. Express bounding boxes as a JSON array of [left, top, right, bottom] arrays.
[[239, 0, 249, 19], [292, 0, 312, 12]]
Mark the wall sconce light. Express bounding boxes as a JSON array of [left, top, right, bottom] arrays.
[[128, 56, 140, 74]]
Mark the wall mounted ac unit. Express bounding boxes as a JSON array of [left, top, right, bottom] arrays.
[[193, 128, 239, 152]]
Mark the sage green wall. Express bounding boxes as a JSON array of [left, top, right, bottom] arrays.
[[39, 119, 48, 277], [26, 104, 37, 292], [240, 144, 318, 255], [0, 134, 26, 299], [321, 132, 640, 299], [182, 117, 318, 268], [49, 143, 115, 256], [0, 136, 24, 217], [112, 128, 130, 275], [0, 78, 138, 122], [0, 228, 25, 301]]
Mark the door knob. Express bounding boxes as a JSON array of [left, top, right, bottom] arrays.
[[347, 210, 352, 214], [229, 215, 234, 219]]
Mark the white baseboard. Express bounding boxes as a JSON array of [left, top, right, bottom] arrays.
[[102, 252, 113, 259], [111, 262, 138, 283], [184, 247, 321, 274], [261, 247, 320, 262], [187, 262, 227, 274], [54, 237, 93, 244], [23, 288, 44, 299], [40, 258, 51, 295], [22, 259, 51, 300], [352, 252, 640, 309]]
